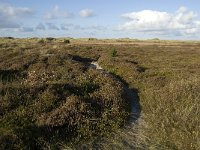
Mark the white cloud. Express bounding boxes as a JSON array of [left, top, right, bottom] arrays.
[[119, 6, 200, 36], [44, 5, 60, 19], [0, 3, 34, 29], [79, 9, 95, 18], [36, 23, 46, 30], [0, 3, 33, 18], [44, 5, 73, 20], [72, 25, 106, 31], [185, 28, 198, 34]]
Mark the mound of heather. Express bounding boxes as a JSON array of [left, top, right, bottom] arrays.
[[0, 40, 129, 149]]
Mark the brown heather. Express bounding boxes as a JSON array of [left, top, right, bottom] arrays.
[[1, 38, 200, 149], [0, 38, 128, 149]]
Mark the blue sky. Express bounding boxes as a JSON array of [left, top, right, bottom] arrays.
[[1, 0, 200, 39]]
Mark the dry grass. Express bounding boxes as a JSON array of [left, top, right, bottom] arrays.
[[95, 43, 200, 150]]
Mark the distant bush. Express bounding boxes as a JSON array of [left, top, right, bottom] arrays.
[[88, 38, 97, 41], [29, 37, 38, 40], [4, 37, 15, 39], [63, 39, 70, 44], [110, 48, 117, 57], [46, 37, 55, 42], [152, 38, 160, 40], [38, 39, 45, 43]]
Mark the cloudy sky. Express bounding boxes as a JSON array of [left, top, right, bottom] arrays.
[[1, 0, 200, 39]]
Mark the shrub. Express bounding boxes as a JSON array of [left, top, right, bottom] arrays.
[[4, 37, 15, 39], [0, 131, 22, 150], [110, 48, 117, 57], [46, 37, 55, 42], [38, 39, 45, 43], [63, 39, 70, 44], [152, 38, 160, 40], [0, 41, 129, 149], [88, 38, 97, 41]]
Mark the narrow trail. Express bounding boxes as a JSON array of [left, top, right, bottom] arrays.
[[89, 61, 141, 124]]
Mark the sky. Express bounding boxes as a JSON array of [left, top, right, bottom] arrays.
[[1, 0, 200, 39]]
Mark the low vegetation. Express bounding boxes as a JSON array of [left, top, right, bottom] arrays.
[[63, 39, 70, 43], [0, 38, 200, 149], [97, 42, 200, 149], [0, 38, 129, 149], [110, 48, 117, 57]]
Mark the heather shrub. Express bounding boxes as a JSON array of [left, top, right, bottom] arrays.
[[38, 38, 45, 43], [46, 37, 55, 42], [0, 40, 129, 149], [110, 48, 117, 57], [63, 39, 70, 43]]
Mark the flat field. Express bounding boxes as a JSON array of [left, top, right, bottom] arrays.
[[0, 38, 200, 149]]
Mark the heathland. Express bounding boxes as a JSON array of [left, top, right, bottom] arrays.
[[0, 38, 200, 149]]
